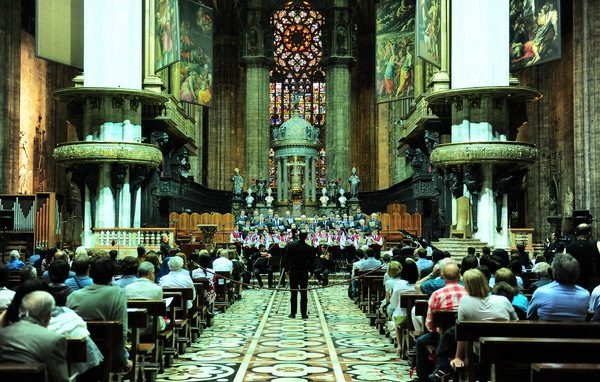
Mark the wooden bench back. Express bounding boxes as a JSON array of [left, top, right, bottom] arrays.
[[0, 363, 47, 382], [531, 363, 600, 381], [85, 320, 123, 382], [456, 320, 600, 342]]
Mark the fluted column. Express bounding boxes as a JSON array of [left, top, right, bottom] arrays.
[[323, 2, 354, 181], [277, 159, 283, 201], [243, 0, 272, 181], [282, 158, 289, 201]]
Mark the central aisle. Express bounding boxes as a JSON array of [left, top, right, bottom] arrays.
[[157, 286, 412, 381]]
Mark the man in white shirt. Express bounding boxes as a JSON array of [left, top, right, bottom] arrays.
[[0, 264, 16, 309], [125, 261, 166, 330], [213, 249, 234, 285], [158, 256, 196, 309]]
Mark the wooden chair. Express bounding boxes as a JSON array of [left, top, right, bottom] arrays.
[[163, 288, 194, 354], [193, 279, 211, 330], [0, 363, 47, 382], [455, 320, 600, 382], [396, 293, 426, 358], [451, 196, 471, 238], [214, 271, 232, 312], [531, 363, 600, 381], [84, 320, 124, 382], [480, 337, 600, 382], [161, 292, 182, 367], [127, 300, 166, 377], [127, 308, 148, 382]]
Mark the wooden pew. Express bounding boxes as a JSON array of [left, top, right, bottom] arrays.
[[193, 279, 211, 330], [531, 363, 600, 381], [127, 300, 167, 375], [84, 320, 124, 382], [163, 290, 192, 354], [365, 275, 385, 325], [127, 308, 148, 382], [456, 321, 600, 382], [160, 292, 182, 367], [214, 271, 232, 312], [0, 363, 47, 382], [479, 337, 600, 382], [396, 293, 426, 358]]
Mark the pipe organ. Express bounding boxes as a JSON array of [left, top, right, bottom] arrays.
[[0, 193, 59, 249]]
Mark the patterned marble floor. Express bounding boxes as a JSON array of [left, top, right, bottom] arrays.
[[156, 285, 412, 381]]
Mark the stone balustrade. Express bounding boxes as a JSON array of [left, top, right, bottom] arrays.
[[91, 228, 175, 255]]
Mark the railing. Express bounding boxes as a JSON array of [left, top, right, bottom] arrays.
[[91, 228, 175, 251]]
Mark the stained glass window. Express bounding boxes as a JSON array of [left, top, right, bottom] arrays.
[[269, 1, 326, 188]]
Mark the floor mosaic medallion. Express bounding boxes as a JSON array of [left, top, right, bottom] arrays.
[[156, 285, 412, 381]]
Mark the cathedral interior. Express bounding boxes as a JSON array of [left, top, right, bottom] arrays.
[[1, 0, 600, 380]]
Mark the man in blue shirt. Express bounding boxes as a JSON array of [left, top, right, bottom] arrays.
[[527, 253, 590, 321], [415, 248, 433, 272], [416, 258, 455, 296], [65, 254, 93, 291], [6, 250, 25, 270]]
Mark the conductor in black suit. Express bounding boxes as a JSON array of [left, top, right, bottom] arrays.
[[285, 230, 315, 319]]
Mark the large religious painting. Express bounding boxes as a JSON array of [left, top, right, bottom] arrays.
[[415, 0, 441, 67], [510, 0, 560, 72], [178, 0, 213, 106], [155, 0, 181, 71], [376, 0, 416, 103]]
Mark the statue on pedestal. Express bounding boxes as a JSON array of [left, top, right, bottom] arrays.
[[338, 188, 347, 208], [319, 187, 329, 207], [348, 167, 361, 200], [232, 168, 244, 199], [265, 187, 274, 207], [246, 187, 254, 208], [327, 180, 339, 201], [255, 179, 267, 204]]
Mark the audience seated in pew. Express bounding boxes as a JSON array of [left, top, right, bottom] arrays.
[[113, 256, 139, 288], [527, 253, 590, 321], [191, 251, 217, 305], [213, 249, 234, 285], [0, 290, 69, 382], [493, 267, 529, 312], [448, 269, 518, 372], [67, 256, 132, 371], [0, 264, 16, 309], [529, 261, 552, 293], [47, 260, 73, 307], [159, 256, 196, 309], [41, 250, 75, 283], [414, 263, 466, 382], [65, 254, 93, 291], [125, 261, 166, 331]]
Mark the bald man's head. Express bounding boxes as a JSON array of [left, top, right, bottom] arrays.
[[442, 263, 460, 282]]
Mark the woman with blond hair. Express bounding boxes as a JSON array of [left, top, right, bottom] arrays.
[[449, 269, 517, 370]]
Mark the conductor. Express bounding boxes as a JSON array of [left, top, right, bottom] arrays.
[[285, 230, 315, 319]]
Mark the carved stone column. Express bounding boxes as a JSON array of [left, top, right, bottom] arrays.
[[0, 0, 20, 193], [243, 0, 272, 182], [573, 0, 600, 235], [323, 3, 354, 183], [143, 0, 164, 93], [208, 1, 241, 189]]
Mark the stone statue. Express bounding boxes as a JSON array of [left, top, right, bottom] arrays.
[[246, 187, 254, 208], [348, 167, 361, 200], [151, 130, 169, 151], [335, 12, 348, 56], [327, 180, 339, 200], [446, 170, 463, 199], [464, 165, 483, 232], [265, 187, 274, 207], [232, 168, 244, 198], [319, 187, 329, 207], [255, 179, 267, 203], [338, 188, 347, 208], [493, 168, 528, 231]]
